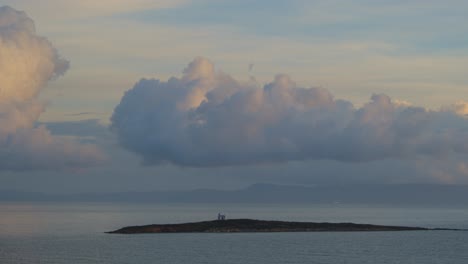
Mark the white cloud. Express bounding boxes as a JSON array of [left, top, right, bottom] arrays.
[[111, 57, 468, 167], [392, 99, 412, 108], [0, 6, 105, 170]]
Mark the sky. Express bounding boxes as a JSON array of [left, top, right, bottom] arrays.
[[0, 0, 467, 194]]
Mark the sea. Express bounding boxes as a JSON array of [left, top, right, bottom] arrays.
[[1, 202, 467, 264]]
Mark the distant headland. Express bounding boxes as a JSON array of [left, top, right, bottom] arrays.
[[106, 219, 453, 234]]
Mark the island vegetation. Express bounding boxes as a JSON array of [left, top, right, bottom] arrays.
[[107, 219, 439, 234]]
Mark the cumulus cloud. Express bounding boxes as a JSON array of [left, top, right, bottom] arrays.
[[111, 57, 468, 167], [442, 101, 468, 117], [0, 6, 105, 170]]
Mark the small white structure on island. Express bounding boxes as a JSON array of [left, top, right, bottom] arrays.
[[217, 213, 226, 220]]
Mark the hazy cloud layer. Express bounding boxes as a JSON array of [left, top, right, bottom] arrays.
[[111, 57, 468, 167], [0, 6, 105, 170]]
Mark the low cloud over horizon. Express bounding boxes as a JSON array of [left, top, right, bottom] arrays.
[[111, 57, 468, 167], [0, 6, 105, 170]]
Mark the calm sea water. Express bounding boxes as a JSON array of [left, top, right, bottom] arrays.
[[0, 202, 467, 263]]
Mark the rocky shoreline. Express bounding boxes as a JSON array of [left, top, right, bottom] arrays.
[[107, 219, 441, 234]]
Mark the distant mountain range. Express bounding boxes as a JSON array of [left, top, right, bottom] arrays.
[[2, 183, 468, 205]]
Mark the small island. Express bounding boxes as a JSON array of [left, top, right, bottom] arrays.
[[107, 219, 436, 234]]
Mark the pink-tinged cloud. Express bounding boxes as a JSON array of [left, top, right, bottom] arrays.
[[0, 6, 105, 170], [111, 57, 468, 167]]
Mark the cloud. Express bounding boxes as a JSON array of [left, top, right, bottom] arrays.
[[442, 101, 468, 117], [111, 57, 468, 167], [40, 119, 109, 139], [64, 112, 105, 117], [0, 6, 105, 170], [0, 0, 189, 20], [459, 163, 468, 176]]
